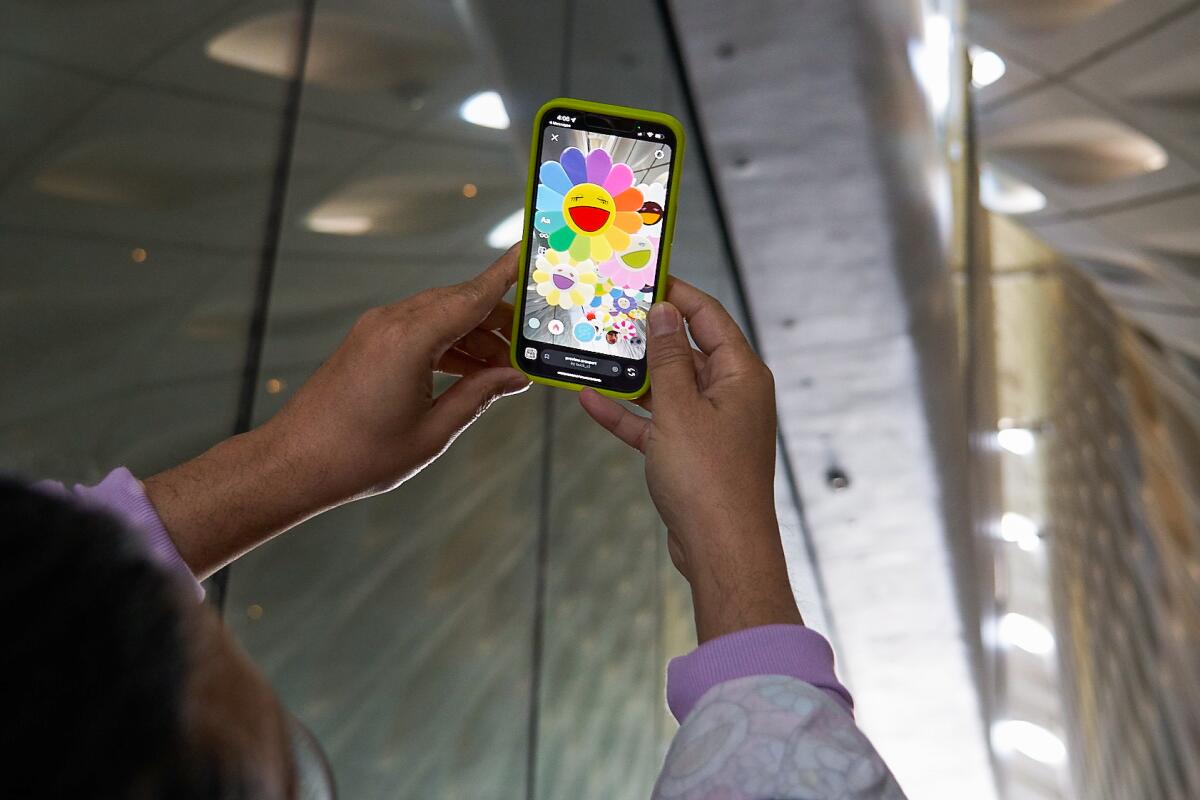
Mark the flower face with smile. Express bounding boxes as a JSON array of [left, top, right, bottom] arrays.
[[534, 146, 644, 262], [563, 183, 614, 235], [532, 250, 597, 310], [635, 182, 666, 237], [598, 233, 659, 290]]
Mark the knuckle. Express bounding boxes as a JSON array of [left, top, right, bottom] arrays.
[[652, 348, 694, 371], [352, 306, 385, 336], [353, 305, 408, 348], [425, 286, 459, 307], [452, 280, 485, 306]]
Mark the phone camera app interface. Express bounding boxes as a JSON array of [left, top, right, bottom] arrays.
[[522, 121, 672, 370]]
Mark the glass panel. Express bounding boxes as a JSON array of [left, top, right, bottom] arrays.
[[0, 2, 297, 480], [213, 2, 822, 798], [222, 1, 563, 796]]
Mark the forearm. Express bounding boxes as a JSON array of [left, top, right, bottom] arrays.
[[143, 420, 336, 580], [683, 513, 803, 643]]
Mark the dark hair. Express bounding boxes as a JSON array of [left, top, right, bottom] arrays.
[[0, 478, 235, 798]]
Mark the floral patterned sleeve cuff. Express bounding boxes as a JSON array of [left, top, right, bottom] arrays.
[[653, 675, 906, 800], [666, 624, 854, 723]]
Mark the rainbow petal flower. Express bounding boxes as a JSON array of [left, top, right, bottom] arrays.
[[532, 250, 597, 310], [599, 233, 659, 291], [534, 147, 644, 263]]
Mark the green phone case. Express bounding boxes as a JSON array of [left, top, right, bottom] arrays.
[[508, 97, 685, 400]]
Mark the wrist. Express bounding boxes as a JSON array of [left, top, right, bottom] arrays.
[[144, 422, 335, 579], [678, 517, 803, 643]]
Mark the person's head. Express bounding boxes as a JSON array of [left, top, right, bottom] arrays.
[[1, 479, 300, 799]]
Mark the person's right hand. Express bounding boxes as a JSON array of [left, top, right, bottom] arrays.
[[579, 279, 803, 642]]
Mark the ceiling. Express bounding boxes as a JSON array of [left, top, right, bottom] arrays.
[[970, 2, 1200, 797], [668, 1, 997, 798], [971, 0, 1200, 372]]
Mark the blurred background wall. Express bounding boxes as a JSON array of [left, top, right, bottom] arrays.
[[1, 1, 1197, 798]]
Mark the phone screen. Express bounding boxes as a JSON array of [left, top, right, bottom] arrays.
[[515, 106, 676, 393]]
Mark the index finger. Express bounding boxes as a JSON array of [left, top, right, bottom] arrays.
[[666, 278, 753, 357]]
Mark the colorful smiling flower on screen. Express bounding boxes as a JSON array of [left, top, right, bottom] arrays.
[[599, 233, 659, 290], [612, 292, 637, 314], [534, 147, 644, 262], [532, 250, 597, 310], [613, 317, 637, 341], [635, 182, 666, 236]]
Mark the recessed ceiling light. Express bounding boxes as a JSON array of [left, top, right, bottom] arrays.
[[486, 209, 523, 249], [306, 214, 372, 236], [998, 612, 1055, 654], [969, 45, 1006, 89], [460, 91, 510, 130], [991, 720, 1067, 765], [999, 512, 1040, 551], [996, 426, 1036, 455], [980, 164, 1046, 215], [1143, 149, 1169, 171]]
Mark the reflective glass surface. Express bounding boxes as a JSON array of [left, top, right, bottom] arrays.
[[1, 1, 810, 797], [0, 1, 299, 480]]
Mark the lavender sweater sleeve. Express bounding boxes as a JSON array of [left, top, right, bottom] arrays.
[[666, 624, 854, 722], [37, 467, 203, 598], [657, 627, 906, 799]]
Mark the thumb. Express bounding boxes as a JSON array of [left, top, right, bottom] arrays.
[[424, 367, 530, 451], [427, 245, 519, 348], [647, 302, 699, 405]]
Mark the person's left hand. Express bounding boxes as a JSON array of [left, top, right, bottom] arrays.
[[268, 244, 531, 503], [146, 245, 530, 577]]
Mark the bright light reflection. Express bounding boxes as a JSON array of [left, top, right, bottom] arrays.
[[486, 209, 523, 249], [996, 426, 1036, 455], [999, 512, 1040, 551], [307, 214, 372, 235], [907, 13, 952, 118], [969, 45, 1006, 88], [980, 164, 1046, 215], [998, 612, 1055, 654], [1143, 148, 1169, 171], [460, 91, 510, 130], [992, 720, 1067, 765]]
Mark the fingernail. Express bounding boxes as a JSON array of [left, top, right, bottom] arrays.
[[650, 303, 678, 336]]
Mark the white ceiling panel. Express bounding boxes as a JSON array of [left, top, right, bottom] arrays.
[[967, 0, 1191, 75], [1070, 5, 1200, 165], [979, 84, 1199, 215]]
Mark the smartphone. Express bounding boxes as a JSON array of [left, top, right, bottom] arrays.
[[510, 98, 684, 399]]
